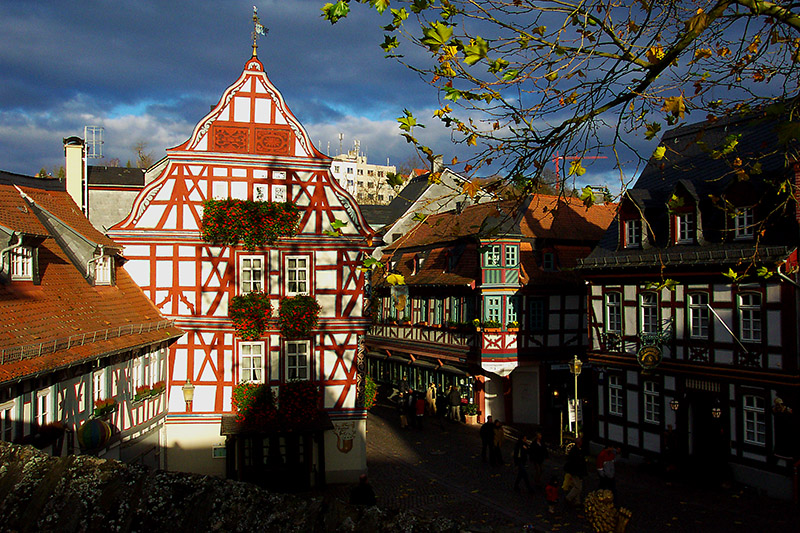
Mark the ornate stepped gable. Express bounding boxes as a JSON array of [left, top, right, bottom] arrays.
[[108, 50, 373, 482]]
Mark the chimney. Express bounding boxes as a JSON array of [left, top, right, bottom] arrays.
[[63, 136, 84, 211], [432, 155, 444, 174]]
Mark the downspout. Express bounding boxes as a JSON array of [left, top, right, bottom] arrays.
[[86, 245, 104, 280], [0, 233, 22, 275]]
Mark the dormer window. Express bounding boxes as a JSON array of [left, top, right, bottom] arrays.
[[734, 207, 754, 240], [10, 246, 33, 280], [95, 255, 112, 285], [484, 245, 501, 267], [624, 219, 642, 248], [413, 254, 424, 274], [675, 212, 696, 244], [542, 252, 556, 271]]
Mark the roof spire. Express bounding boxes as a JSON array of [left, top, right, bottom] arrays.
[[251, 5, 268, 57]]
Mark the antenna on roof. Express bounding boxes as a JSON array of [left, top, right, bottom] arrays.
[[84, 126, 103, 159], [338, 133, 344, 155]]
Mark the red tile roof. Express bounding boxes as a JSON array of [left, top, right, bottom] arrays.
[[0, 186, 181, 384], [0, 187, 49, 236]]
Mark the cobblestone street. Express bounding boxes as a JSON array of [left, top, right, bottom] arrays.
[[323, 405, 800, 532]]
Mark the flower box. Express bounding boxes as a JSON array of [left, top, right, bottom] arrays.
[[151, 380, 166, 394], [93, 398, 118, 417], [201, 199, 300, 249], [232, 380, 321, 430], [230, 291, 273, 340], [278, 295, 321, 338], [134, 385, 152, 402]]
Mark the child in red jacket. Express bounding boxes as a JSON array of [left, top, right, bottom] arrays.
[[545, 475, 559, 514]]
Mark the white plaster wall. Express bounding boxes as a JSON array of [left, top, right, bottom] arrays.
[[165, 421, 226, 477], [323, 418, 367, 484]]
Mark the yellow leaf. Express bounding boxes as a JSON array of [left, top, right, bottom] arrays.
[[646, 45, 665, 64], [692, 48, 712, 62], [568, 160, 586, 176], [653, 145, 666, 160], [451, 156, 458, 165], [462, 179, 480, 198], [662, 95, 686, 118], [467, 134, 477, 146], [545, 71, 558, 82], [386, 273, 405, 286]]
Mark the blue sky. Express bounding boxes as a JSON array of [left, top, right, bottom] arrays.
[[0, 1, 445, 175], [0, 0, 625, 190]]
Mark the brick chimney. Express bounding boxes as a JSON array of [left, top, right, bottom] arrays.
[[63, 136, 84, 211]]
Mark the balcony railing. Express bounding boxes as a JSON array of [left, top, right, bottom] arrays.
[[0, 320, 176, 364], [367, 324, 477, 348]]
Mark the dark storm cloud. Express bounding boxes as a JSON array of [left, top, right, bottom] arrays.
[[0, 0, 438, 175]]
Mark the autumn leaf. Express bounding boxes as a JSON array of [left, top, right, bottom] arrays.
[[653, 146, 667, 160], [331, 219, 348, 230], [463, 36, 489, 65], [685, 8, 710, 35], [381, 35, 399, 52], [462, 179, 480, 198], [321, 1, 350, 23], [645, 122, 662, 140], [370, 0, 391, 14], [646, 46, 665, 64], [545, 71, 558, 82], [568, 159, 586, 176], [579, 186, 597, 207], [386, 273, 406, 286], [451, 156, 458, 165], [421, 22, 453, 52], [691, 48, 713, 63], [662, 95, 686, 118], [467, 134, 478, 146]]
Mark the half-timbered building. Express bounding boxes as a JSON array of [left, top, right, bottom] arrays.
[[0, 172, 182, 467], [107, 49, 374, 486], [366, 195, 614, 427], [577, 114, 800, 497]]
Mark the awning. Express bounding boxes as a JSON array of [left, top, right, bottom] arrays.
[[439, 364, 467, 376]]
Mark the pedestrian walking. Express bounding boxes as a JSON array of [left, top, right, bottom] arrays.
[[448, 385, 461, 421], [414, 391, 426, 429], [491, 419, 505, 465], [545, 476, 559, 514], [479, 415, 494, 463], [529, 432, 548, 485], [596, 444, 619, 498], [397, 391, 408, 429], [513, 435, 533, 492], [425, 382, 437, 415], [563, 444, 588, 506]]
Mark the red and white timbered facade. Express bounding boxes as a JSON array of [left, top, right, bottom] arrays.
[[109, 54, 373, 481]]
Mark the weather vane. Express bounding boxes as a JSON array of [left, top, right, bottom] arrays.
[[252, 5, 268, 57]]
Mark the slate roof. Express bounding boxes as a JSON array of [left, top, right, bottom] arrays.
[[87, 166, 145, 187], [580, 111, 798, 270], [0, 170, 65, 191], [0, 182, 182, 384], [382, 194, 616, 288]]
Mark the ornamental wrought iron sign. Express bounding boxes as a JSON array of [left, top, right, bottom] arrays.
[[637, 327, 671, 374]]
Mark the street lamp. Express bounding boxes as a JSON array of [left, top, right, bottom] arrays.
[[568, 355, 583, 433], [182, 379, 195, 410], [670, 398, 680, 411]]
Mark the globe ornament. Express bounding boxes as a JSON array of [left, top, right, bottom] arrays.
[[76, 418, 112, 451]]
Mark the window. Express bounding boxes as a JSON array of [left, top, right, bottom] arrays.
[[735, 208, 754, 239], [286, 256, 308, 295], [505, 245, 519, 267], [357, 169, 363, 175], [528, 297, 546, 330], [484, 245, 501, 267], [506, 296, 519, 325], [94, 255, 112, 285], [739, 293, 762, 342], [346, 167, 353, 174], [240, 256, 264, 293], [36, 389, 50, 427], [485, 296, 502, 323], [608, 375, 623, 416], [367, 170, 374, 176], [378, 171, 384, 177], [639, 292, 659, 334], [625, 219, 642, 248], [448, 296, 461, 323], [643, 381, 660, 423], [93, 370, 106, 402], [10, 246, 32, 280], [333, 165, 340, 173], [433, 298, 444, 325], [605, 292, 622, 333], [286, 341, 310, 380], [743, 395, 765, 445], [131, 359, 142, 391], [240, 342, 264, 382], [254, 184, 268, 201], [688, 293, 709, 338], [1, 401, 13, 442], [417, 298, 428, 323], [676, 212, 696, 243], [542, 252, 555, 271]]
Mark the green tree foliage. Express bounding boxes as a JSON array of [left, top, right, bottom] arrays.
[[322, 1, 800, 196]]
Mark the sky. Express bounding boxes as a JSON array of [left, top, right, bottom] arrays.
[[0, 0, 621, 189]]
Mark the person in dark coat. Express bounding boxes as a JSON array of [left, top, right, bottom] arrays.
[[491, 419, 505, 465], [448, 386, 461, 421], [529, 432, 548, 485], [350, 474, 377, 506], [513, 435, 533, 492], [479, 415, 494, 463]]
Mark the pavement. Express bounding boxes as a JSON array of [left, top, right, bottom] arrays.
[[319, 403, 800, 532]]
